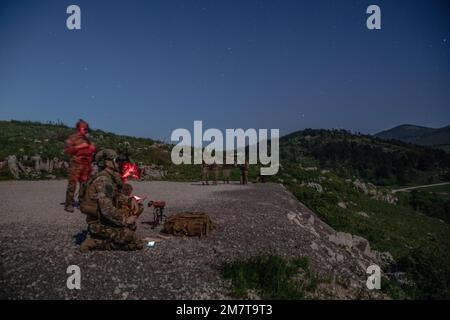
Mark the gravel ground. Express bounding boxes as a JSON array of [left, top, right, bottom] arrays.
[[0, 180, 383, 300]]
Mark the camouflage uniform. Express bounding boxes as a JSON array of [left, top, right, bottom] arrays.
[[80, 153, 143, 252], [212, 163, 219, 184], [240, 160, 249, 185], [202, 160, 220, 185], [222, 164, 233, 184], [201, 160, 210, 185], [117, 183, 144, 218], [64, 132, 96, 209]]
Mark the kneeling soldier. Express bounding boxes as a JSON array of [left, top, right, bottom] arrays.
[[79, 149, 143, 252]]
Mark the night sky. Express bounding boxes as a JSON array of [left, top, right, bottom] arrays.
[[0, 0, 449, 141]]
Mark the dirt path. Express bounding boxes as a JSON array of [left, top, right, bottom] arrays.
[[0, 181, 385, 299], [392, 182, 450, 193]]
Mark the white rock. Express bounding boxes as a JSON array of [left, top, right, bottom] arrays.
[[329, 232, 353, 248], [287, 212, 297, 220], [337, 202, 347, 209], [307, 182, 323, 193], [357, 211, 369, 218]]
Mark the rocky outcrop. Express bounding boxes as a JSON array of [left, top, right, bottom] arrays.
[[2, 155, 69, 179], [139, 164, 166, 180], [6, 155, 22, 179], [327, 232, 393, 269], [2, 153, 167, 181], [281, 185, 393, 299], [353, 179, 398, 204]]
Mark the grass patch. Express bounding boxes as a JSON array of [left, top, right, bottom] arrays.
[[220, 255, 318, 299]]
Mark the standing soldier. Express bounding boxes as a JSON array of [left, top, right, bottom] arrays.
[[79, 149, 143, 252], [211, 161, 219, 185], [222, 154, 233, 184], [64, 119, 96, 212], [201, 159, 210, 185], [239, 159, 249, 185]]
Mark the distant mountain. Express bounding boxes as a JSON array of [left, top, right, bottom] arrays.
[[375, 124, 450, 152]]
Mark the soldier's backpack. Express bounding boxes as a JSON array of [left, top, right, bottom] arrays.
[[162, 212, 214, 237], [79, 170, 118, 217]]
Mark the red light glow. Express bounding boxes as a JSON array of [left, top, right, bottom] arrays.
[[121, 162, 140, 182]]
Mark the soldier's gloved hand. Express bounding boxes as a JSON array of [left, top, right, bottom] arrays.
[[125, 216, 137, 225], [130, 198, 140, 215]]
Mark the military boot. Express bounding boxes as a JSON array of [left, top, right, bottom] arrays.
[[79, 236, 97, 253], [65, 204, 75, 213]]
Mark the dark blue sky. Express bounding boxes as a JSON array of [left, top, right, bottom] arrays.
[[0, 0, 449, 141]]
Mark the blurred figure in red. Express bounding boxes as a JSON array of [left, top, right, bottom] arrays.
[[64, 119, 96, 212]]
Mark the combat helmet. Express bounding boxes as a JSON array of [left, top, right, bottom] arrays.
[[95, 149, 118, 168]]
